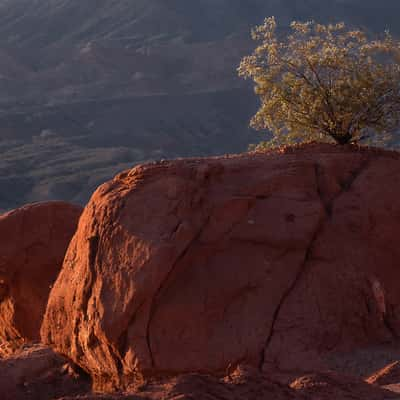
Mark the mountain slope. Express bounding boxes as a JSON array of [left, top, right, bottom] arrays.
[[0, 0, 398, 49], [0, 0, 399, 210]]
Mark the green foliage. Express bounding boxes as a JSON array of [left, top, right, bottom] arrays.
[[239, 18, 400, 146]]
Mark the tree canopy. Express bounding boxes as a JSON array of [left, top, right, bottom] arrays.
[[239, 18, 400, 148]]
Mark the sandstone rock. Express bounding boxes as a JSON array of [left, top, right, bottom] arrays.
[[0, 201, 82, 351], [45, 368, 400, 400], [367, 361, 400, 386], [0, 344, 90, 400], [290, 371, 398, 399], [41, 144, 400, 391]]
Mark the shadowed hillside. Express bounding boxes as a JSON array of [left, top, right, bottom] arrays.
[[0, 0, 399, 210]]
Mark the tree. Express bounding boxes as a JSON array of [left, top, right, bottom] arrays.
[[238, 18, 400, 148]]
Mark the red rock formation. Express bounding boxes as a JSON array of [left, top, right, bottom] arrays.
[[11, 363, 397, 400], [6, 363, 398, 400], [367, 361, 400, 386], [0, 201, 82, 352], [41, 144, 400, 391], [0, 344, 90, 400], [289, 371, 398, 399]]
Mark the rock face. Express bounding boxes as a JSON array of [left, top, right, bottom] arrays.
[[0, 201, 82, 352], [0, 344, 90, 400], [41, 144, 400, 391]]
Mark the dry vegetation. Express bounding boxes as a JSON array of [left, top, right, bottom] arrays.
[[239, 18, 400, 149]]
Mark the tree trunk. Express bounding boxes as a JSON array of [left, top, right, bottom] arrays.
[[332, 133, 353, 145]]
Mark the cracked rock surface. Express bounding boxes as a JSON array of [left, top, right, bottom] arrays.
[[0, 201, 82, 354], [41, 143, 400, 391]]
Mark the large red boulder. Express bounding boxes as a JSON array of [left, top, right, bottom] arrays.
[[41, 144, 400, 391], [0, 201, 82, 352]]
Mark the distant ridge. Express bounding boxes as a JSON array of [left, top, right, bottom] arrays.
[[0, 0, 398, 210]]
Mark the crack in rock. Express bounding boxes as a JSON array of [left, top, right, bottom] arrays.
[[146, 216, 211, 368], [117, 299, 146, 360], [257, 218, 324, 371], [258, 158, 371, 371], [315, 158, 370, 217]]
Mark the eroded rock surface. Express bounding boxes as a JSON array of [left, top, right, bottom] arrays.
[[50, 367, 400, 400], [41, 144, 400, 391], [0, 201, 82, 353], [367, 361, 400, 386], [0, 344, 90, 400]]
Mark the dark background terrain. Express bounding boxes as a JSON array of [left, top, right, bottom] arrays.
[[0, 0, 399, 210]]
